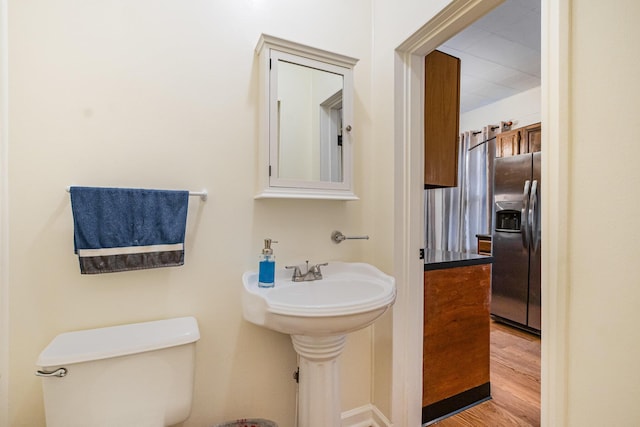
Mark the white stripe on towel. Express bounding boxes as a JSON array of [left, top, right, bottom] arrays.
[[77, 243, 184, 257]]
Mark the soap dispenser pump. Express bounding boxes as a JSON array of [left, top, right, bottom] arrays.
[[258, 238, 277, 288]]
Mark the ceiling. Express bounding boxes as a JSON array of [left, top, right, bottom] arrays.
[[438, 0, 541, 113]]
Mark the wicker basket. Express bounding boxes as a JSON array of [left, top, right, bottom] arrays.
[[214, 419, 278, 427]]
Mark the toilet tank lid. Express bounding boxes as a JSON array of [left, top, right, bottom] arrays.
[[37, 316, 200, 367]]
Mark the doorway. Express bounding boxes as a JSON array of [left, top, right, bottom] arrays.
[[391, 0, 570, 426]]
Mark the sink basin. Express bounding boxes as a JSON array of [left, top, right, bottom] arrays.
[[242, 262, 396, 336]]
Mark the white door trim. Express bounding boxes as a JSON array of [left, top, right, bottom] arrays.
[[539, 0, 570, 425], [0, 0, 8, 425]]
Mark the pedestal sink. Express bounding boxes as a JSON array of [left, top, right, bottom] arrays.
[[242, 262, 396, 427]]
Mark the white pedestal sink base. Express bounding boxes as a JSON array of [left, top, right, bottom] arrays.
[[242, 263, 396, 426], [291, 334, 346, 427]]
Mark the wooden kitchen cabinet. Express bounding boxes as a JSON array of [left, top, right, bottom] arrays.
[[496, 122, 541, 157], [424, 50, 461, 188], [495, 128, 520, 157], [521, 122, 541, 153], [423, 250, 492, 424]]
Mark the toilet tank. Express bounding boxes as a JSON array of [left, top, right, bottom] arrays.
[[36, 317, 200, 427]]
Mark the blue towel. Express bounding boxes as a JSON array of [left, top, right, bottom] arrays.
[[69, 186, 189, 274]]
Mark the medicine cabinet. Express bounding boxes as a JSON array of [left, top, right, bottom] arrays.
[[255, 34, 359, 200]]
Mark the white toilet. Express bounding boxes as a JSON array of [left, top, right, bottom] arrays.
[[36, 316, 200, 427]]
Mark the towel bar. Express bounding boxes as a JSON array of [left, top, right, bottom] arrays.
[[331, 230, 370, 244], [66, 187, 208, 201]]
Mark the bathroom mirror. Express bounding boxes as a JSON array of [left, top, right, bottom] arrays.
[[255, 34, 359, 200]]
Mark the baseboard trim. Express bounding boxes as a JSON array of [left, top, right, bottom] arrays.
[[342, 404, 393, 427], [422, 382, 491, 425]]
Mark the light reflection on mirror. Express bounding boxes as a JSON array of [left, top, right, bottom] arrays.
[[277, 60, 344, 182]]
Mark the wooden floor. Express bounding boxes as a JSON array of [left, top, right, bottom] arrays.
[[432, 320, 541, 426]]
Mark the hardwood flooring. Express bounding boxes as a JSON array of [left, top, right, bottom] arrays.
[[431, 320, 541, 426]]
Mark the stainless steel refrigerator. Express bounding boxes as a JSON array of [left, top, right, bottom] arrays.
[[491, 152, 541, 332]]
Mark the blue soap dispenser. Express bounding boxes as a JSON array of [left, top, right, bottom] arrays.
[[258, 238, 277, 288]]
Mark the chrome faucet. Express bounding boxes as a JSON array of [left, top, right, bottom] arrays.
[[285, 261, 328, 282]]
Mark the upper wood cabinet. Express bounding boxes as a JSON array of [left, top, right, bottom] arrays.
[[522, 122, 541, 153], [495, 128, 520, 157], [496, 122, 541, 157], [424, 50, 461, 188]]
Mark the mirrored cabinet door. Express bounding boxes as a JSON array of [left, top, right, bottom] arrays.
[[255, 34, 358, 200]]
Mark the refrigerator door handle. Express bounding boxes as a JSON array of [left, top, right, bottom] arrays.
[[521, 180, 531, 249], [529, 180, 540, 251]]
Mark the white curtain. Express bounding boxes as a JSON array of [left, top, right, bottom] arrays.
[[425, 125, 499, 253]]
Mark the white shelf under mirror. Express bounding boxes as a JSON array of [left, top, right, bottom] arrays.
[[255, 34, 359, 200]]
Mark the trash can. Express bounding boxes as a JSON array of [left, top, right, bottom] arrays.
[[214, 419, 278, 427]]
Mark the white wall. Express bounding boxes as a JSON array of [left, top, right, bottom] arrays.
[[7, 0, 640, 426], [4, 1, 373, 426], [460, 85, 541, 132], [563, 0, 640, 424]]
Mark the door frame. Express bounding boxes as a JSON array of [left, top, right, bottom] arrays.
[[0, 0, 8, 425], [391, 0, 570, 425]]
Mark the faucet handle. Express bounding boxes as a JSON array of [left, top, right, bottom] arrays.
[[285, 265, 302, 281], [310, 262, 328, 278]]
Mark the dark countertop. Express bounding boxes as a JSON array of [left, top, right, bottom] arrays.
[[424, 249, 493, 271]]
